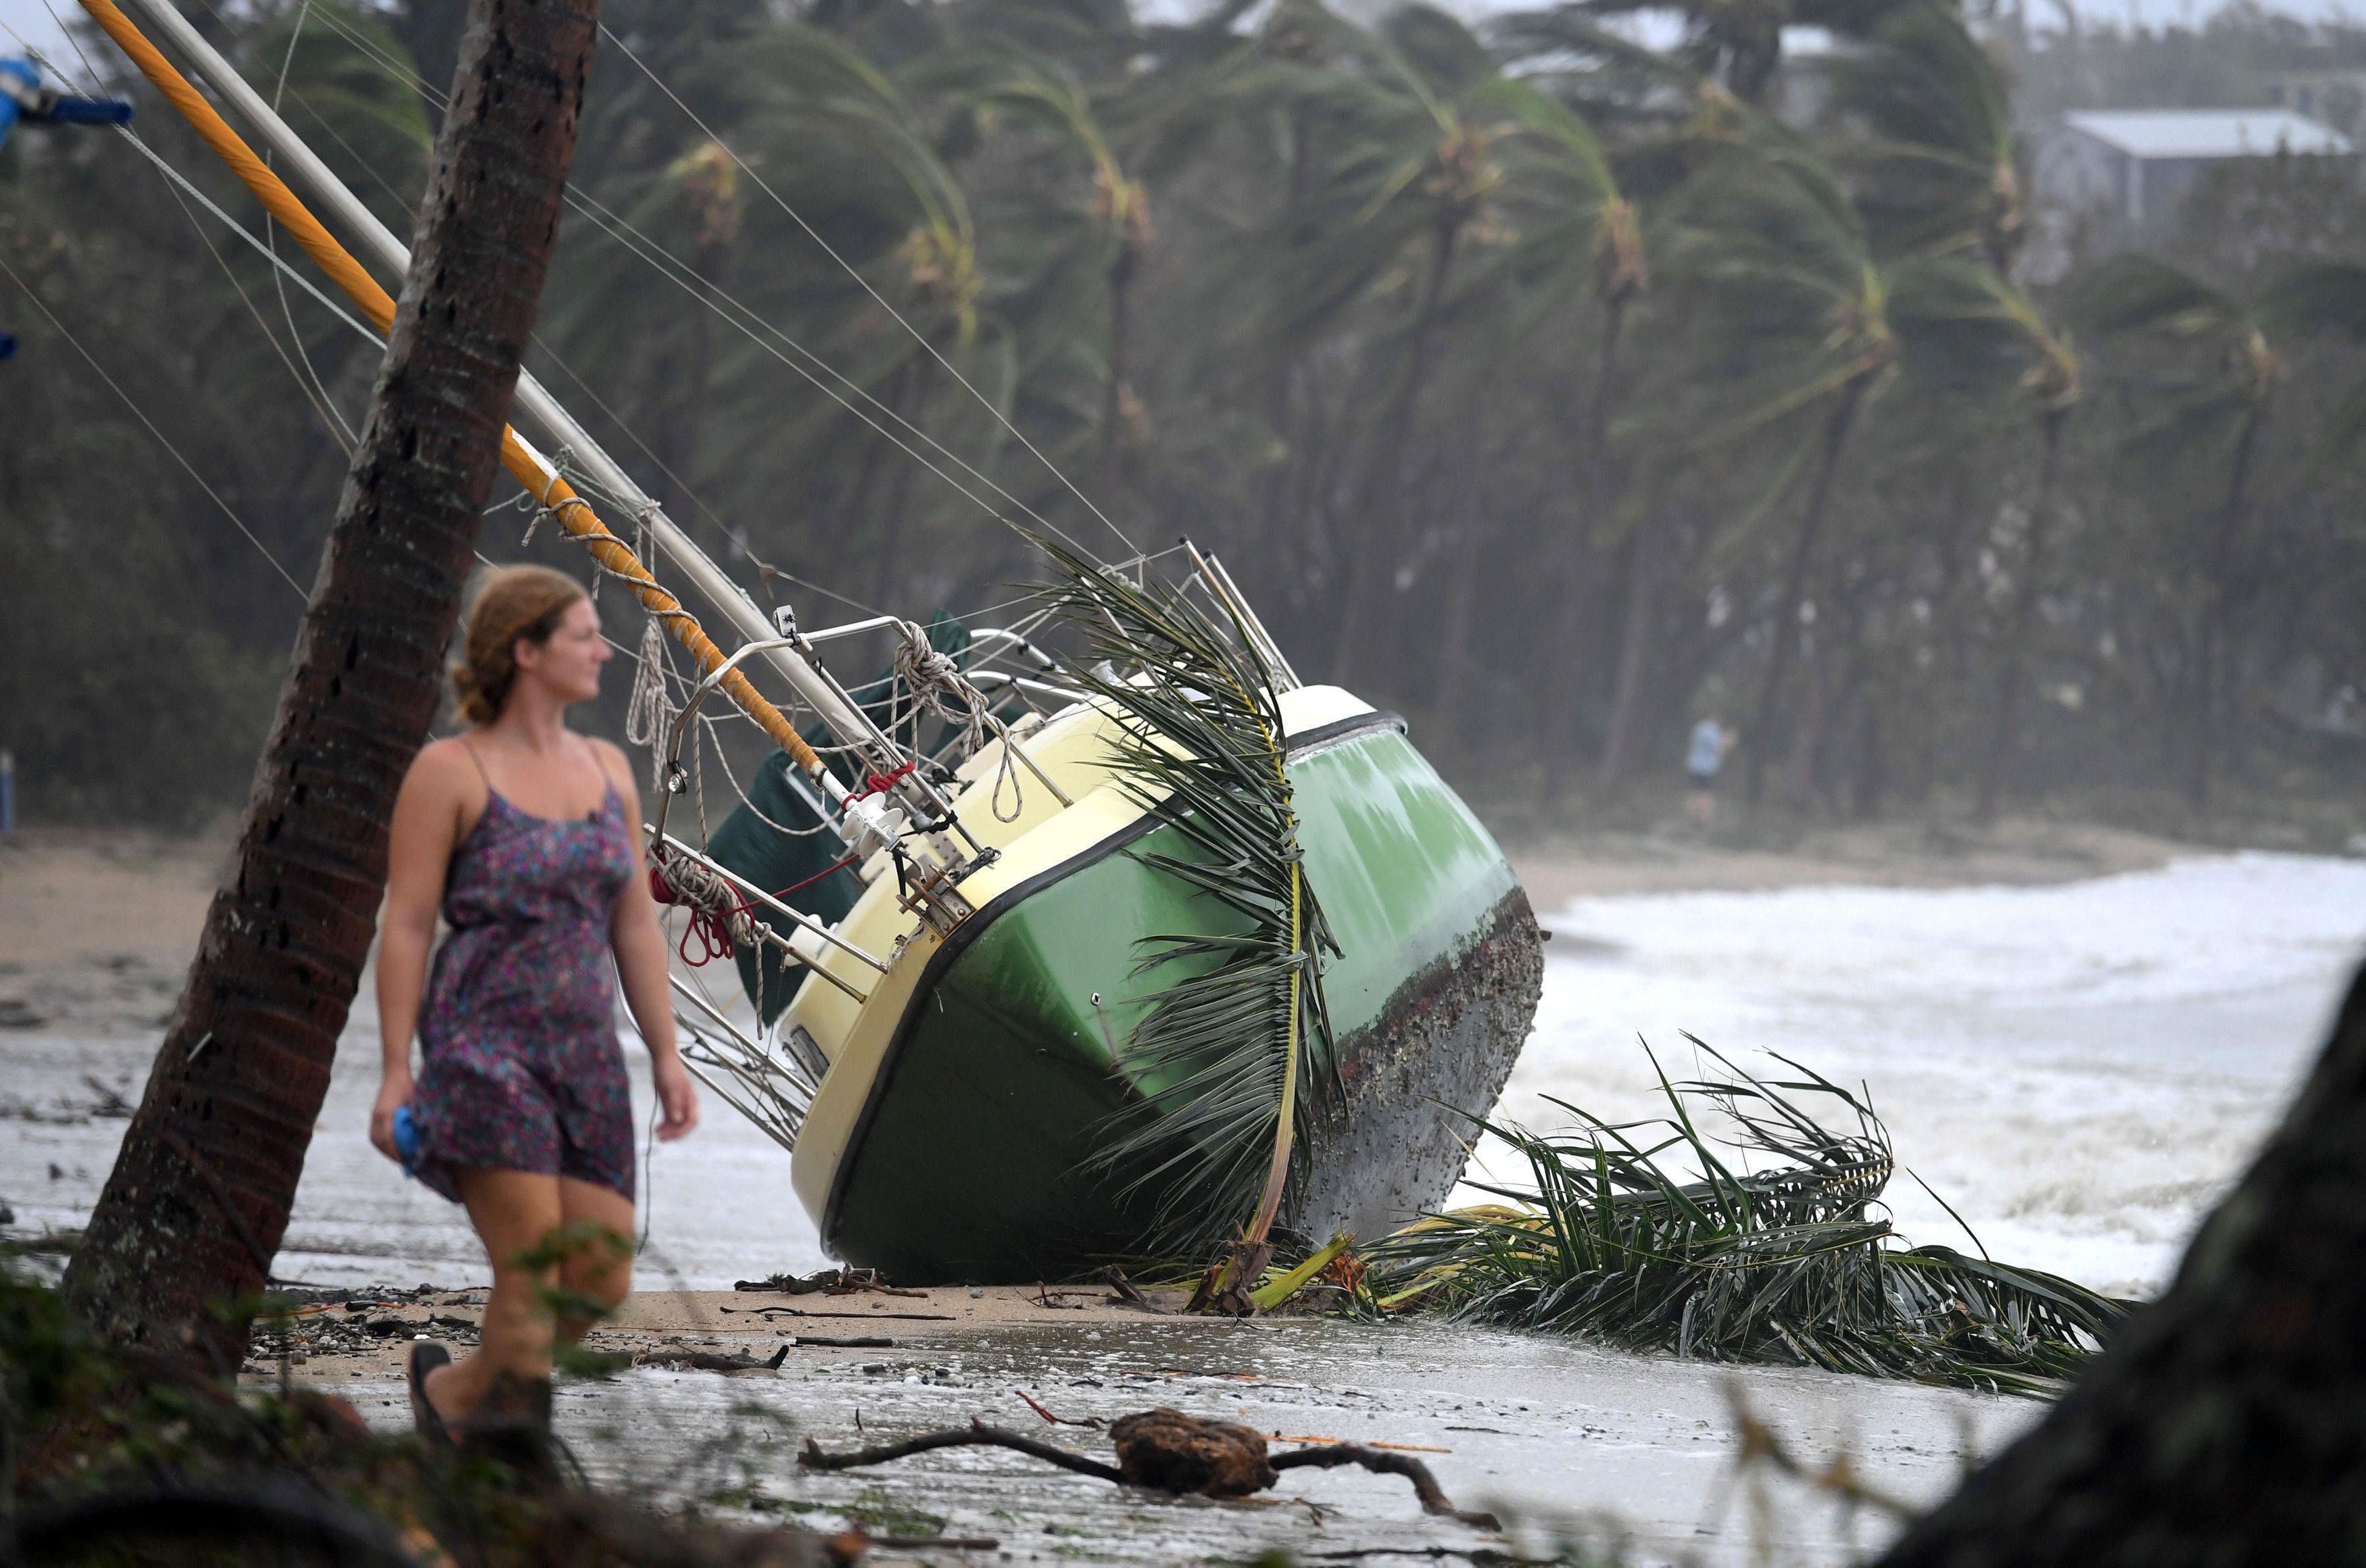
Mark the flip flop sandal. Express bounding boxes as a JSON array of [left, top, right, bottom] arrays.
[[407, 1340, 454, 1446]]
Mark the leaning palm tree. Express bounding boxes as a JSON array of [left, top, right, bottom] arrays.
[[564, 18, 982, 593], [1664, 139, 1900, 806], [1468, 77, 1652, 791], [65, 0, 597, 1369], [1306, 5, 1510, 688], [2073, 256, 2285, 813], [932, 42, 1151, 493], [1823, 0, 2022, 272], [1948, 272, 2081, 822], [1815, 1, 2077, 818]]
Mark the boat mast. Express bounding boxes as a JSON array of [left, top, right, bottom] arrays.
[[96, 0, 971, 860]]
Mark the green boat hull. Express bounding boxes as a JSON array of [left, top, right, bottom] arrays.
[[822, 712, 1544, 1281]]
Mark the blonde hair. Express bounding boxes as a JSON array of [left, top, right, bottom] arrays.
[[450, 565, 589, 725]]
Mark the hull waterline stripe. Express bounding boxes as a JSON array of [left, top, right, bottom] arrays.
[[819, 805, 1169, 1254], [817, 706, 1407, 1254]]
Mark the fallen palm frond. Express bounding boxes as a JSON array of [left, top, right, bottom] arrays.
[[1369, 1041, 2132, 1394], [1036, 538, 1341, 1273]]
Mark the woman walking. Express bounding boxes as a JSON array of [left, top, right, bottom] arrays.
[[370, 564, 697, 1441]]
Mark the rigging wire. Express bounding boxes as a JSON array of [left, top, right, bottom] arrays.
[[595, 21, 1141, 561], [147, 140, 356, 455], [252, 0, 1121, 570], [262, 0, 360, 451], [0, 252, 310, 599]]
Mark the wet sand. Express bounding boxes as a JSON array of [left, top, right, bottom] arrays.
[[249, 1285, 2035, 1566], [1508, 818, 2183, 907]]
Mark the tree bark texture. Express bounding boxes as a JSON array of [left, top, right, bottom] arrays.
[[2186, 394, 2269, 814], [64, 0, 597, 1371], [1875, 958, 2366, 1567], [1543, 293, 1631, 798], [1333, 217, 1459, 689], [1973, 410, 2064, 823], [1747, 383, 1863, 807]]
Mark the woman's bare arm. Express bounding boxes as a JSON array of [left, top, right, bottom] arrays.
[[595, 739, 697, 1140], [371, 741, 475, 1160]]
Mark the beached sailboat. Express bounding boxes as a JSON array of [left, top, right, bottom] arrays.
[[73, 0, 1544, 1283]]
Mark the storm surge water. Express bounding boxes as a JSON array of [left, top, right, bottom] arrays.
[[1493, 852, 2366, 1298], [14, 852, 2361, 1300]]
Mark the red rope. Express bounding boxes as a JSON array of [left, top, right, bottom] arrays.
[[647, 850, 753, 968], [777, 852, 861, 900], [852, 760, 917, 800]]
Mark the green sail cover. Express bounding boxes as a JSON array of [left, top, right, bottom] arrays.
[[704, 613, 978, 1024]]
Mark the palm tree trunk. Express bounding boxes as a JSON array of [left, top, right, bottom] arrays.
[[1431, 447, 1493, 748], [1542, 293, 1631, 800], [2187, 394, 2269, 813], [1974, 407, 2067, 823], [1098, 253, 1135, 499], [1594, 520, 1655, 789], [1747, 383, 1865, 808], [63, 0, 597, 1370], [1334, 217, 1459, 688]]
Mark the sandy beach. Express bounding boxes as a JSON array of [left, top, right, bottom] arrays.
[[1506, 816, 2186, 906]]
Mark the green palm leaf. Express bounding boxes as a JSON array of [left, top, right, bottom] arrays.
[[1036, 538, 1342, 1267], [1370, 1041, 2131, 1394]]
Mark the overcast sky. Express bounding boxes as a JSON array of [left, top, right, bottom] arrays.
[[3, 0, 2357, 96]]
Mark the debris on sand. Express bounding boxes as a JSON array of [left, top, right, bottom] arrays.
[[798, 1407, 1501, 1529]]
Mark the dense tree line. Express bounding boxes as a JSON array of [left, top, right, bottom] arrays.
[[5, 0, 2366, 829]]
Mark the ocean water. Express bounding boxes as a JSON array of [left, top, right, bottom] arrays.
[[1491, 851, 2366, 1297], [13, 852, 2359, 1299]]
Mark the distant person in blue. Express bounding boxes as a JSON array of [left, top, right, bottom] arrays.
[[1685, 716, 1735, 828]]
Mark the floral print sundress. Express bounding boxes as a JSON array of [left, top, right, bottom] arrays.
[[408, 740, 639, 1204]]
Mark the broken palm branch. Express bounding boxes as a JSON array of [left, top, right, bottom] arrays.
[[1038, 537, 1343, 1285], [1368, 1042, 2133, 1394], [799, 1408, 1499, 1528]]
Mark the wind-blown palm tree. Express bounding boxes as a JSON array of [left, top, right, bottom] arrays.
[[1825, 1, 2022, 272], [1816, 0, 2075, 818], [1967, 280, 2080, 821], [1666, 139, 1900, 805], [936, 43, 1150, 494], [2075, 256, 2285, 812], [1468, 76, 1649, 790], [1311, 5, 1509, 687]]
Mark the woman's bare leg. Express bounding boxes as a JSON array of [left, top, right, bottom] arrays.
[[424, 1167, 564, 1423], [553, 1176, 634, 1345]]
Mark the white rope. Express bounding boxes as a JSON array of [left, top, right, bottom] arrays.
[[651, 851, 759, 952], [892, 621, 1031, 823], [623, 613, 673, 789]]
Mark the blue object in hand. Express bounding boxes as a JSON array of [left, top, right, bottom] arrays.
[[392, 1104, 422, 1177]]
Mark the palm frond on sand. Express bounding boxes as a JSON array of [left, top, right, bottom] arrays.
[[1036, 539, 1342, 1266], [1370, 1041, 2131, 1394]]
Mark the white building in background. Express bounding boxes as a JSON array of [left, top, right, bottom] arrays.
[[2045, 108, 2354, 225]]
